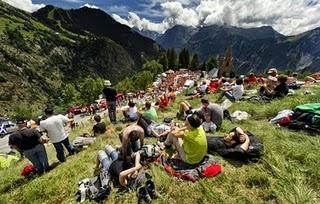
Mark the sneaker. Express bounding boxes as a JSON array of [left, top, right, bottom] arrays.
[[157, 141, 171, 150], [157, 141, 165, 150], [137, 187, 152, 204], [145, 180, 160, 199]]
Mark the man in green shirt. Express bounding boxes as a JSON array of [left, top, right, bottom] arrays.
[[161, 113, 207, 165], [142, 102, 158, 122]]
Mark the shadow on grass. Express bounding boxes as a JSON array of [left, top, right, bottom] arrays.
[[0, 161, 61, 194], [223, 158, 246, 168], [0, 177, 27, 194]]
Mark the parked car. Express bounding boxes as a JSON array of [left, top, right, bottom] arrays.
[[183, 80, 195, 89], [67, 106, 83, 115], [0, 119, 19, 137]]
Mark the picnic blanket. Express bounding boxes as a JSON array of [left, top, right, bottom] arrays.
[[160, 154, 221, 182]]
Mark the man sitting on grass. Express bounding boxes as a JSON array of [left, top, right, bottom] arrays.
[[95, 145, 144, 188], [120, 125, 144, 161], [186, 81, 208, 100], [95, 145, 160, 203], [200, 97, 224, 129], [217, 78, 244, 103], [142, 101, 158, 122], [122, 101, 138, 122], [158, 113, 207, 166], [202, 113, 217, 133], [92, 115, 106, 136], [260, 75, 289, 99], [176, 101, 197, 120], [273, 75, 289, 98]]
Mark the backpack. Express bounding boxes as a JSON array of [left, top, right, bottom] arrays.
[[162, 155, 221, 182], [21, 163, 37, 178], [140, 144, 162, 161], [163, 117, 173, 124], [76, 170, 111, 203]]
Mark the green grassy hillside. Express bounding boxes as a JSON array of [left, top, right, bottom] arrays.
[[0, 1, 143, 116], [1, 85, 319, 204]]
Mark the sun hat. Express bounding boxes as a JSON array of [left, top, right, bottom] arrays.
[[104, 80, 112, 86], [267, 68, 278, 74]]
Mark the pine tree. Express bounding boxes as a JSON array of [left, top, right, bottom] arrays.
[[190, 53, 199, 71], [158, 52, 168, 71], [200, 60, 207, 71], [207, 56, 218, 71], [185, 49, 190, 69], [178, 48, 191, 69], [178, 48, 184, 68], [168, 48, 177, 70]]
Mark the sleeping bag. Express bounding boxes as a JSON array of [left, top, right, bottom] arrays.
[[289, 103, 320, 135]]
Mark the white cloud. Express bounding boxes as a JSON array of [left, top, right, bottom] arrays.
[[106, 5, 129, 16], [3, 0, 45, 12], [161, 1, 199, 27], [81, 3, 99, 9], [112, 13, 168, 33], [112, 0, 320, 36], [112, 14, 130, 26]]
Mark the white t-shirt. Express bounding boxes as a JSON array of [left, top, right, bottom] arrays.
[[202, 121, 217, 132], [129, 106, 138, 119], [232, 85, 244, 100], [152, 124, 170, 135], [199, 84, 208, 93], [40, 115, 69, 143]]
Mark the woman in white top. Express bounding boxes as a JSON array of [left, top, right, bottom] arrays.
[[122, 101, 138, 122], [217, 78, 244, 102]]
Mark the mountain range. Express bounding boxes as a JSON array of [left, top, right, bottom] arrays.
[[0, 1, 160, 115], [155, 25, 320, 74]]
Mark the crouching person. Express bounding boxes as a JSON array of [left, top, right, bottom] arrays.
[[9, 118, 49, 175], [160, 113, 207, 166]]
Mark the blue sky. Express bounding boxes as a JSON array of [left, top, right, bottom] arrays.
[[32, 0, 165, 23], [4, 0, 320, 35]]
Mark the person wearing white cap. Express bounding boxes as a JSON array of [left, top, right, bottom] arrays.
[[267, 68, 278, 82], [259, 68, 279, 98], [103, 80, 117, 124]]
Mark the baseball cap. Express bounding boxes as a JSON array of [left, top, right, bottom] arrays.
[[268, 68, 278, 74]]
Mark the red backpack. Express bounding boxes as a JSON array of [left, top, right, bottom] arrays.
[[21, 163, 37, 178]]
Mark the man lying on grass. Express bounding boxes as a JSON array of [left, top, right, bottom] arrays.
[[158, 112, 208, 167], [207, 127, 264, 162]]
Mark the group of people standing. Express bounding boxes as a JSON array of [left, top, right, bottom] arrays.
[[9, 106, 75, 175]]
